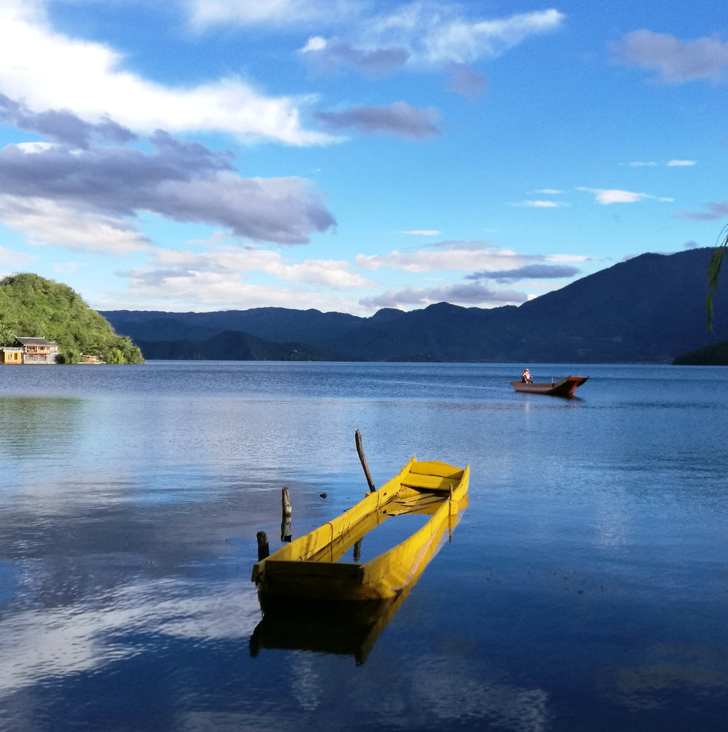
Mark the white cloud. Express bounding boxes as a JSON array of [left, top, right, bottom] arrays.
[[535, 189, 561, 194], [0, 2, 328, 145], [0, 243, 37, 266], [545, 254, 590, 263], [118, 268, 361, 312], [402, 230, 441, 236], [355, 241, 538, 273], [0, 195, 152, 254], [151, 246, 374, 289], [510, 200, 567, 208], [612, 30, 728, 84], [628, 161, 656, 166], [577, 187, 653, 204], [658, 197, 675, 202], [297, 6, 564, 74], [667, 159, 696, 166], [360, 282, 527, 309], [361, 7, 565, 67]]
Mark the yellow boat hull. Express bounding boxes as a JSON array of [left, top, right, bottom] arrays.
[[251, 457, 469, 601]]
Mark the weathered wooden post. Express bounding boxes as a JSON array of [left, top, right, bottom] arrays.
[[282, 487, 292, 516], [256, 531, 269, 560], [355, 429, 376, 493], [281, 487, 292, 542], [353, 538, 362, 562]]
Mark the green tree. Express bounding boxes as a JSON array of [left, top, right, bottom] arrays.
[[105, 348, 125, 364], [0, 321, 14, 346]]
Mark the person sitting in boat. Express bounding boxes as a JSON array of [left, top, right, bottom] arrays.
[[521, 368, 533, 384]]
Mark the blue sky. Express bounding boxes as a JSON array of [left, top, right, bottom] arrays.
[[0, 0, 726, 313]]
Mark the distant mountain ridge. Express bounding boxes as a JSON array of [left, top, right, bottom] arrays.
[[135, 330, 335, 361], [102, 248, 728, 364]]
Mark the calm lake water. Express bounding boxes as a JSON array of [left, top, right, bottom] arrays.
[[1, 362, 727, 732]]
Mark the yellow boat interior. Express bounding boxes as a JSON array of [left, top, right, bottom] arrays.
[[251, 457, 469, 602]]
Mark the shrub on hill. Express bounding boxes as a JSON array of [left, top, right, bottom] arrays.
[[0, 273, 144, 364]]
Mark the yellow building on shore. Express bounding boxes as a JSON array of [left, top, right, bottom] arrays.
[[0, 337, 59, 364]]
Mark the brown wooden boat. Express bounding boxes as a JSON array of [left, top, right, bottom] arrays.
[[510, 375, 588, 396]]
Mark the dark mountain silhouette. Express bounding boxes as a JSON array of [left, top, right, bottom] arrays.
[[102, 248, 728, 364], [673, 340, 728, 365], [135, 330, 334, 361]]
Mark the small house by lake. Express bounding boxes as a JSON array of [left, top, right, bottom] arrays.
[[1, 337, 59, 365], [0, 347, 22, 364]]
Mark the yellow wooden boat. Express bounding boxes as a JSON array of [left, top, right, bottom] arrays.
[[250, 504, 467, 664], [251, 457, 469, 602]]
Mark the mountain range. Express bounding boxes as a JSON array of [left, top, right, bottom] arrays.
[[102, 248, 728, 364]]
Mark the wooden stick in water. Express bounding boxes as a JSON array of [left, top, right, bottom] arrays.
[[282, 487, 292, 516], [355, 429, 376, 493], [256, 531, 269, 561]]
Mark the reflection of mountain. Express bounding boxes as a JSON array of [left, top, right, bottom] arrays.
[[250, 500, 466, 664], [103, 249, 728, 364]]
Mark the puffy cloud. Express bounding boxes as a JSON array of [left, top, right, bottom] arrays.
[[466, 264, 580, 282], [0, 2, 328, 145], [0, 196, 152, 253], [356, 241, 537, 273], [447, 63, 488, 99], [0, 94, 136, 150], [300, 37, 410, 76], [360, 282, 527, 309], [612, 30, 728, 83], [149, 246, 374, 289], [577, 187, 655, 204], [118, 268, 360, 312], [314, 102, 441, 139], [0, 132, 336, 249], [674, 201, 728, 221], [358, 240, 588, 272], [667, 159, 696, 166]]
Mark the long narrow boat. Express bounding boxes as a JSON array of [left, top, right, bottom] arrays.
[[250, 505, 467, 664], [251, 457, 469, 602], [510, 375, 588, 396]]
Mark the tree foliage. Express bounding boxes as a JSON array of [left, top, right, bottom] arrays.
[[0, 273, 144, 364], [707, 225, 728, 331]]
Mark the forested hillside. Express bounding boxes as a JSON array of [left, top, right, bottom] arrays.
[[0, 274, 144, 364]]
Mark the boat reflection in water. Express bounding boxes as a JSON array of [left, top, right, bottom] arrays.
[[250, 458, 469, 664]]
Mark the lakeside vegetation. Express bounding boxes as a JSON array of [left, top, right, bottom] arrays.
[[0, 273, 144, 364]]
